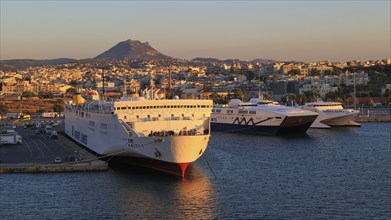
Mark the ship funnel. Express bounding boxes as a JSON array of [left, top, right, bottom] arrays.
[[73, 93, 86, 105]]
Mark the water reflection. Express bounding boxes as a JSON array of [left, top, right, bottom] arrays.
[[111, 163, 217, 219]]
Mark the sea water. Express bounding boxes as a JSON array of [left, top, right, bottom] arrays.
[[1, 123, 390, 219]]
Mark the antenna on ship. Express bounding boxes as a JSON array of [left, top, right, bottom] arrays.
[[123, 78, 127, 97], [150, 72, 155, 100], [102, 67, 106, 101], [258, 66, 263, 100]]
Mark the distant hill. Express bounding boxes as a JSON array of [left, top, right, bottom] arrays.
[[250, 58, 275, 64], [192, 57, 277, 64], [94, 39, 173, 60], [0, 58, 77, 71], [191, 57, 223, 63]]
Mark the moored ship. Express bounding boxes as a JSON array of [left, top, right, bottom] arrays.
[[64, 92, 213, 177], [302, 101, 360, 128], [211, 98, 318, 135]]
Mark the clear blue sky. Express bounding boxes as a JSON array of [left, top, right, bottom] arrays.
[[1, 0, 390, 62]]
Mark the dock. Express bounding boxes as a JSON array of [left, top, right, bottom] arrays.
[[354, 116, 391, 122], [0, 121, 108, 173]]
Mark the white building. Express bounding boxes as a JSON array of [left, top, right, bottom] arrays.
[[299, 82, 338, 98]]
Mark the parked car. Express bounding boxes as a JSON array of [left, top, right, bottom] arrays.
[[65, 155, 81, 162], [54, 157, 62, 164]]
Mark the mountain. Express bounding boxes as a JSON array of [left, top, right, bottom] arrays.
[[94, 39, 173, 60], [250, 58, 275, 64], [0, 58, 77, 71], [191, 57, 223, 63]]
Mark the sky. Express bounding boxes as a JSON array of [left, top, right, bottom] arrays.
[[0, 0, 390, 62]]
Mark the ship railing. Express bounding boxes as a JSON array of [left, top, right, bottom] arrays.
[[135, 116, 209, 122], [148, 128, 210, 137]]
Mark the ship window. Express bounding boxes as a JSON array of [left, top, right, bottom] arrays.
[[238, 110, 248, 114], [124, 116, 127, 119], [158, 114, 161, 117], [136, 115, 139, 118], [249, 111, 256, 114], [121, 107, 126, 110], [212, 109, 215, 113], [216, 109, 221, 113], [81, 112, 84, 117], [276, 117, 281, 119], [147, 115, 150, 118], [171, 114, 174, 117]]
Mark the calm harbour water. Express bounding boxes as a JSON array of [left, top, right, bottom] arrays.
[[1, 123, 390, 219]]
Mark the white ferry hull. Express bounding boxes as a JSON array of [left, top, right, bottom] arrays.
[[211, 114, 317, 135], [64, 98, 212, 177], [302, 101, 361, 129], [310, 111, 360, 128], [211, 99, 318, 135]]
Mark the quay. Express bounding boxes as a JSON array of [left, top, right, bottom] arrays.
[[355, 116, 391, 123], [355, 107, 391, 122], [0, 160, 107, 173], [0, 121, 108, 173]]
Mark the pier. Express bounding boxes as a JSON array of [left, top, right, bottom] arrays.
[[355, 107, 391, 122]]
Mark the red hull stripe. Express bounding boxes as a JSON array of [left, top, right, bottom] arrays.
[[114, 157, 191, 177]]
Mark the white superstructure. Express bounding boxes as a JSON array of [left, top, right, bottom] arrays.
[[64, 94, 212, 177], [211, 98, 318, 135], [302, 101, 360, 128]]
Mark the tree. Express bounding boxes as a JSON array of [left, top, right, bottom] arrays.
[[368, 99, 375, 107], [0, 104, 8, 120], [325, 91, 340, 101], [232, 88, 248, 101], [53, 102, 64, 113], [244, 71, 256, 81], [288, 69, 301, 75], [336, 97, 344, 104], [66, 87, 78, 96], [22, 91, 37, 98], [303, 91, 315, 102], [298, 93, 308, 105]]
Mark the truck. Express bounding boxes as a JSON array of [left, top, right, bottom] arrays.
[[0, 134, 23, 144], [42, 112, 64, 118], [42, 112, 58, 118], [6, 112, 23, 120]]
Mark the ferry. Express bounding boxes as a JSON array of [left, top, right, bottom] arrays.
[[211, 98, 318, 135], [64, 92, 213, 177], [302, 101, 360, 128]]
